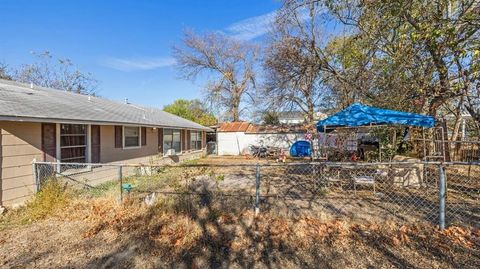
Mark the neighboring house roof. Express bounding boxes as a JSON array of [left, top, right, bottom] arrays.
[[278, 111, 304, 121], [246, 124, 310, 134], [0, 79, 211, 131], [218, 121, 312, 134]]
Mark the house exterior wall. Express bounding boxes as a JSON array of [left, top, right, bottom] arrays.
[[100, 126, 206, 165], [0, 121, 207, 207], [217, 132, 306, 155], [0, 121, 43, 206], [279, 119, 304, 124], [100, 125, 159, 163]]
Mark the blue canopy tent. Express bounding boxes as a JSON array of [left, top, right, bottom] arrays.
[[315, 103, 436, 161], [317, 103, 435, 132]]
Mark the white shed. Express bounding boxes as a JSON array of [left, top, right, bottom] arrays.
[[216, 122, 308, 155]]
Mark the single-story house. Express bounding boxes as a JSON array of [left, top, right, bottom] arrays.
[[0, 79, 212, 206], [278, 111, 305, 124], [216, 122, 310, 155]]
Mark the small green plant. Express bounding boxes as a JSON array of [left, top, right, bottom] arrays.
[[215, 174, 225, 182], [24, 179, 71, 221]]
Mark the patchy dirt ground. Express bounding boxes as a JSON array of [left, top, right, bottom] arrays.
[[0, 200, 479, 269], [1, 156, 479, 268]]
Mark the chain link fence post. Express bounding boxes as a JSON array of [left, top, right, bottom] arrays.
[[255, 163, 261, 216], [118, 166, 123, 203], [438, 164, 446, 230], [32, 158, 38, 193]]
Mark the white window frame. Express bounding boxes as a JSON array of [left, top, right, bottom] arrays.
[[56, 123, 91, 163], [190, 131, 202, 151], [122, 126, 141, 149], [162, 128, 182, 156]]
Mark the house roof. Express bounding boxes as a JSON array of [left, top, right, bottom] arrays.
[[278, 111, 304, 120], [246, 124, 311, 134], [0, 79, 212, 131]]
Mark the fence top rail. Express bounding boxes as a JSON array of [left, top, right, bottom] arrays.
[[32, 160, 480, 168], [413, 139, 480, 144]]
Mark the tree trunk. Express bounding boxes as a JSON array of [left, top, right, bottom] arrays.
[[306, 98, 315, 123], [231, 97, 240, 122]]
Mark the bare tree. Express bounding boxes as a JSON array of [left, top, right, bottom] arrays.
[[0, 62, 12, 80], [173, 30, 258, 121], [263, 1, 354, 122], [13, 51, 97, 95]]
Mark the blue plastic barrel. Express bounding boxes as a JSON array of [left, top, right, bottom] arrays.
[[290, 140, 312, 157]]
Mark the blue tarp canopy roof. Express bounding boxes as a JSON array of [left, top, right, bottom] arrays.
[[317, 103, 435, 132]]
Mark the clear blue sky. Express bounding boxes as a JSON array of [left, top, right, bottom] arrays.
[[0, 0, 281, 108]]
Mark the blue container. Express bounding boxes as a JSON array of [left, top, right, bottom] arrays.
[[290, 140, 312, 157]]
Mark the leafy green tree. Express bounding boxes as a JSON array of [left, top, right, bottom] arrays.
[[274, 0, 479, 118], [163, 99, 217, 126]]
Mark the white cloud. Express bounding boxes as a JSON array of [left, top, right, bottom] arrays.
[[102, 57, 176, 71], [224, 8, 311, 41], [224, 10, 278, 41]]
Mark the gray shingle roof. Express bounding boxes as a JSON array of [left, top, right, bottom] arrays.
[[278, 111, 304, 120], [0, 79, 212, 131]]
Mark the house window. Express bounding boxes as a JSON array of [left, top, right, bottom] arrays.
[[190, 131, 202, 150], [124, 126, 141, 148], [163, 129, 181, 154], [60, 124, 87, 163]]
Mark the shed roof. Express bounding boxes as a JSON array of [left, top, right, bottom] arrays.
[[0, 79, 211, 131], [218, 122, 312, 134], [217, 122, 253, 132]]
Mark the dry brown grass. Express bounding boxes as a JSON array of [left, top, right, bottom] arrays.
[[1, 191, 479, 268]]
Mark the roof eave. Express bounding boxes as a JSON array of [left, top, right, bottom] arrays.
[[0, 115, 213, 132]]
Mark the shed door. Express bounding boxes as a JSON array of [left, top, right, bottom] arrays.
[[42, 123, 57, 162], [91, 125, 101, 163]]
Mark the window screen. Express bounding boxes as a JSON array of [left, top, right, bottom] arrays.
[[60, 124, 87, 163]]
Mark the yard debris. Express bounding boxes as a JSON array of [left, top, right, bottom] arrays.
[[144, 192, 157, 206]]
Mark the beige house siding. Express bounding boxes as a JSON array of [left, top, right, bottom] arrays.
[[0, 121, 42, 206], [100, 125, 159, 163], [0, 122, 207, 207]]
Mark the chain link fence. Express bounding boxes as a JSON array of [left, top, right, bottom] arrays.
[[32, 160, 479, 228]]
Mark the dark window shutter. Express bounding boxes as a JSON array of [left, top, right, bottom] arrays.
[[141, 127, 147, 146], [201, 131, 206, 149], [187, 130, 191, 150], [114, 126, 122, 148], [42, 123, 57, 162], [91, 125, 101, 163], [181, 129, 186, 152], [157, 128, 163, 153]]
